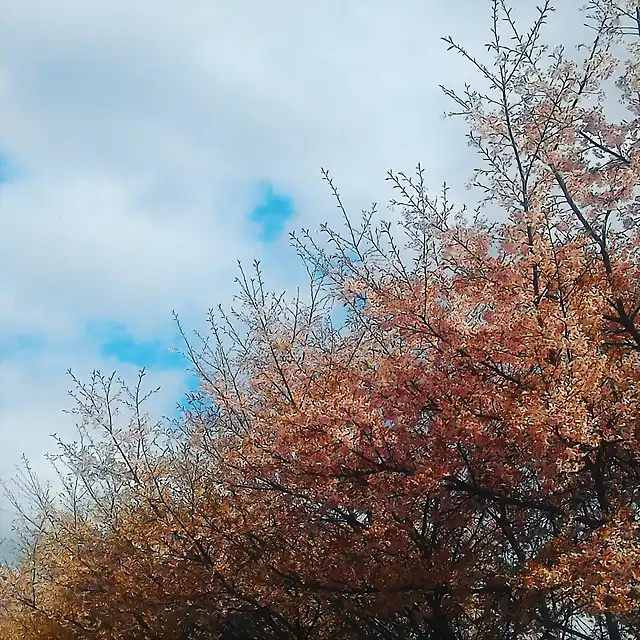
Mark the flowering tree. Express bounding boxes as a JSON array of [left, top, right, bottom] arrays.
[[2, 1, 640, 638]]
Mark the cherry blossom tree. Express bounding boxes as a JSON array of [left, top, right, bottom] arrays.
[[1, 1, 639, 638]]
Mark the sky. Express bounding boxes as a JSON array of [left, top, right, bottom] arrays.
[[0, 0, 584, 540]]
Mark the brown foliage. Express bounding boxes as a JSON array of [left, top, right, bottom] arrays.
[[2, 1, 640, 638]]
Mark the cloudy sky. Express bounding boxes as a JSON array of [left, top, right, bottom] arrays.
[[0, 0, 583, 538]]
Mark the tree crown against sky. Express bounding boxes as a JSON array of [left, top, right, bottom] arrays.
[[2, 1, 640, 638]]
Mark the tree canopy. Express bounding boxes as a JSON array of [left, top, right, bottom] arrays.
[[2, 1, 640, 638]]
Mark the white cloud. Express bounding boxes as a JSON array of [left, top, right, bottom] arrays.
[[0, 0, 585, 538]]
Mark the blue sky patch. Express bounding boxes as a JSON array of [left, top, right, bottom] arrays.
[[331, 304, 349, 331], [0, 154, 19, 184], [85, 320, 210, 420], [248, 181, 296, 242], [87, 320, 186, 370]]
